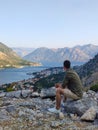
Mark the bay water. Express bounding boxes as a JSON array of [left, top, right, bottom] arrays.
[[0, 66, 48, 85]]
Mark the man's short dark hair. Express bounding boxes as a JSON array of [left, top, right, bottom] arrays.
[[63, 60, 71, 68]]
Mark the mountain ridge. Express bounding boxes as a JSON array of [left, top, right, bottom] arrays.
[[12, 47, 35, 57], [23, 44, 98, 66]]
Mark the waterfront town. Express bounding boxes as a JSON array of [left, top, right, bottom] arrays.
[[0, 67, 64, 92]]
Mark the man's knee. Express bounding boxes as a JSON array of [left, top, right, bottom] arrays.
[[56, 88, 64, 95], [56, 88, 61, 94]]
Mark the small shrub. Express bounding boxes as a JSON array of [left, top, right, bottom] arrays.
[[6, 86, 14, 92], [90, 84, 98, 92], [5, 82, 16, 92]]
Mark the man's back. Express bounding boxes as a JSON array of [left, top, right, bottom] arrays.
[[63, 68, 83, 98]]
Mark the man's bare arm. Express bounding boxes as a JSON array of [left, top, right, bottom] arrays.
[[55, 83, 62, 88]]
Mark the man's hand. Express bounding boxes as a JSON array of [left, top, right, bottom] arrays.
[[55, 83, 62, 88]]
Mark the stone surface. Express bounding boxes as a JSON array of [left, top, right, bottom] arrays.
[[40, 87, 56, 98], [0, 92, 5, 97], [21, 90, 33, 98], [31, 92, 40, 98], [64, 90, 98, 116], [80, 106, 97, 121], [0, 90, 98, 129]]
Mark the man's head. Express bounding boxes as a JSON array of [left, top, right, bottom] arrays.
[[63, 60, 71, 70]]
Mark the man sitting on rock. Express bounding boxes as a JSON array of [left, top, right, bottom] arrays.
[[48, 60, 83, 113]]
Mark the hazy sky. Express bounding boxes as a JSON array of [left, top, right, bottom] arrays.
[[0, 0, 98, 48]]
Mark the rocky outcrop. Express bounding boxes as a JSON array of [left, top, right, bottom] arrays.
[[80, 106, 97, 121], [64, 90, 98, 117], [6, 90, 21, 98], [0, 89, 98, 129], [40, 87, 56, 98]]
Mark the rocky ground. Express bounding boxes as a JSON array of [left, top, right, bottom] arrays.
[[0, 89, 98, 130]]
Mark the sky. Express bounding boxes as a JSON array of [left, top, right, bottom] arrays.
[[0, 0, 98, 48]]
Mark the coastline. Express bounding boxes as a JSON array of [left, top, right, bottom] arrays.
[[0, 66, 50, 86]]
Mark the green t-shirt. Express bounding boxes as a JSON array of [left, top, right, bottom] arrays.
[[62, 68, 83, 98]]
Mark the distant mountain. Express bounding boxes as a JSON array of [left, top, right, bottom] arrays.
[[0, 42, 41, 68], [23, 44, 98, 66], [12, 47, 35, 57], [24, 47, 62, 66]]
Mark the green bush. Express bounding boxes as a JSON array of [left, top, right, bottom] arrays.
[[6, 86, 14, 92], [90, 84, 98, 92], [5, 82, 16, 92]]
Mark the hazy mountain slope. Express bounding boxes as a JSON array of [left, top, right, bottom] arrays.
[[74, 53, 98, 87], [77, 53, 98, 77], [12, 47, 35, 57], [57, 47, 90, 62], [75, 44, 98, 56], [0, 42, 40, 68], [24, 47, 62, 66]]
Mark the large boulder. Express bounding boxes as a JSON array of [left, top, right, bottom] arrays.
[[30, 92, 40, 98], [0, 92, 5, 98], [96, 109, 98, 119], [6, 90, 21, 98], [64, 90, 98, 117], [21, 90, 33, 98], [80, 106, 97, 121], [40, 87, 56, 98]]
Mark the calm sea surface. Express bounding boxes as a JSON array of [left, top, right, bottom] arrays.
[[0, 66, 48, 85]]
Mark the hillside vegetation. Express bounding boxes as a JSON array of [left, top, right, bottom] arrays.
[[0, 42, 40, 68], [75, 53, 98, 87]]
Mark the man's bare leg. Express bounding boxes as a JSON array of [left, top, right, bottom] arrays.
[[63, 96, 67, 103], [56, 88, 65, 109]]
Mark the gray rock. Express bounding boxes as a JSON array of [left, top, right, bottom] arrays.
[[6, 91, 15, 98], [94, 119, 98, 125], [85, 125, 98, 130], [24, 108, 36, 115], [29, 115, 36, 121], [96, 109, 98, 119], [64, 91, 98, 116], [80, 106, 97, 121], [5, 90, 21, 98], [14, 90, 21, 98], [40, 87, 56, 98], [18, 110, 26, 117], [21, 90, 32, 98], [0, 92, 6, 97], [0, 109, 11, 121], [31, 92, 40, 98], [36, 113, 43, 118], [0, 126, 3, 130], [6, 105, 16, 113], [18, 101, 36, 109], [50, 121, 63, 128]]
